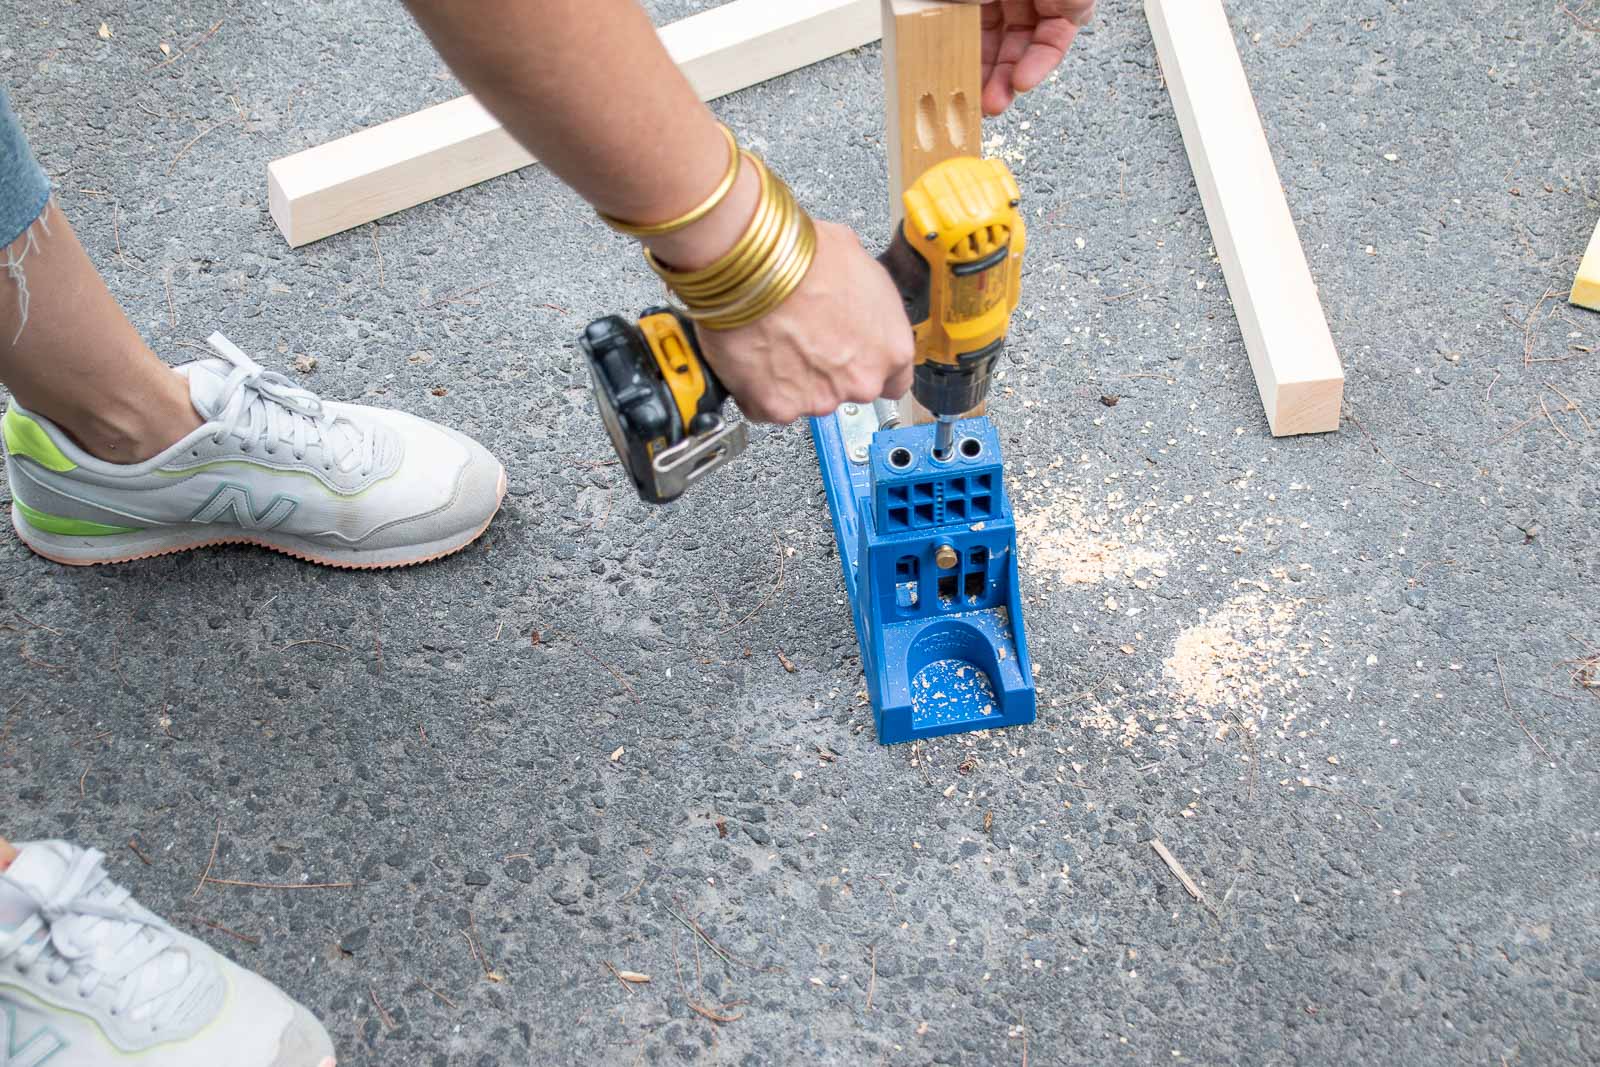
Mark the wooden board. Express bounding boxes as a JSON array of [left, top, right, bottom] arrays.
[[269, 96, 525, 250], [881, 0, 982, 225], [1145, 0, 1344, 436], [1571, 216, 1600, 311], [882, 0, 983, 423], [268, 0, 881, 247]]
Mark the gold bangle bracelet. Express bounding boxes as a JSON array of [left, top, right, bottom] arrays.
[[681, 203, 802, 323], [598, 124, 740, 237], [648, 154, 780, 298], [714, 222, 816, 329], [665, 187, 787, 304], [694, 214, 816, 331], [648, 153, 780, 296], [639, 144, 818, 332], [685, 203, 813, 328]]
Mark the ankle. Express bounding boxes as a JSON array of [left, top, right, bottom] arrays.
[[54, 372, 202, 464], [0, 839, 16, 873]]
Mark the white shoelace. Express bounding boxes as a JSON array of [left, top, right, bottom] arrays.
[[205, 333, 377, 476], [0, 847, 210, 1032]]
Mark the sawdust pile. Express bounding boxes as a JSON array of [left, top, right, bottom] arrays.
[[1015, 481, 1170, 588], [1163, 591, 1308, 734], [1063, 587, 1320, 750]]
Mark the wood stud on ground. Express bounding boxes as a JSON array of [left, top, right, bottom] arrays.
[[1145, 0, 1345, 436], [1570, 216, 1600, 311]]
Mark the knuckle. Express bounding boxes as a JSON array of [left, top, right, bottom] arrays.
[[849, 373, 884, 402], [739, 395, 776, 423]]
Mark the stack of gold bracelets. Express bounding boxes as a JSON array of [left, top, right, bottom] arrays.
[[597, 124, 816, 331]]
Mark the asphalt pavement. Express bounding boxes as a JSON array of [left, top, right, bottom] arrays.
[[2, 1, 1598, 1063]]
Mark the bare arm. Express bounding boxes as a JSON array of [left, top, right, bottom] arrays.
[[402, 0, 1090, 423], [403, 0, 911, 421]]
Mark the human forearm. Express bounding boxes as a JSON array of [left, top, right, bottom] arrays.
[[402, 0, 756, 269], [404, 0, 917, 425]]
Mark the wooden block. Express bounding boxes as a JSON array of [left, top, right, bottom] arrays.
[[882, 0, 983, 424], [268, 0, 881, 247], [269, 96, 530, 250], [1571, 217, 1600, 311], [1145, 0, 1344, 437], [881, 0, 982, 226]]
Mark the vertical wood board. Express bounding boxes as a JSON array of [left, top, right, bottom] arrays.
[[881, 0, 982, 226], [882, 0, 983, 422]]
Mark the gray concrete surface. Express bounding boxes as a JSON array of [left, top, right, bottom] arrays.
[[3, 0, 1598, 1063]]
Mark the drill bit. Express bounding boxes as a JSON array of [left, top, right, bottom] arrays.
[[933, 416, 957, 460]]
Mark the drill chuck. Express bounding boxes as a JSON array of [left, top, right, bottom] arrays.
[[910, 337, 1005, 420], [917, 342, 1003, 460]]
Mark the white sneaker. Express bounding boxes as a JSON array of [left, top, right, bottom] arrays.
[[4, 333, 505, 568], [0, 841, 335, 1066]]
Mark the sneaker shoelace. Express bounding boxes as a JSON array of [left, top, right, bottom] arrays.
[[0, 847, 213, 1032], [205, 332, 378, 477]]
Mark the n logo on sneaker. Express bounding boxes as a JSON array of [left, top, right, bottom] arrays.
[[190, 484, 298, 530], [0, 1001, 67, 1067]]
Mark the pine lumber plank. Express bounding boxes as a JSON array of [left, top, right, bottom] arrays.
[[1570, 216, 1600, 311], [882, 0, 983, 424], [268, 96, 524, 250], [1145, 0, 1344, 436], [268, 0, 881, 247], [881, 0, 982, 225]]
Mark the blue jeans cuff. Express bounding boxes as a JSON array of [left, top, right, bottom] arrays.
[[0, 87, 51, 249]]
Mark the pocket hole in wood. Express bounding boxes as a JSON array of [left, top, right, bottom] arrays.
[[915, 93, 939, 152], [946, 91, 970, 149]]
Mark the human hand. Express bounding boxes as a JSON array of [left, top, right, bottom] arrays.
[[948, 0, 1096, 116], [692, 221, 914, 425]]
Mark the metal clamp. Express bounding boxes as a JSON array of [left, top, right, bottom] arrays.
[[651, 417, 749, 500]]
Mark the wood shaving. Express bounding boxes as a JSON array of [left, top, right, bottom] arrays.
[[1164, 592, 1304, 716], [1016, 487, 1169, 588]]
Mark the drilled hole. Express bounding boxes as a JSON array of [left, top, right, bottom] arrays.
[[959, 437, 983, 460], [915, 93, 938, 152], [946, 91, 969, 149], [888, 447, 914, 470]]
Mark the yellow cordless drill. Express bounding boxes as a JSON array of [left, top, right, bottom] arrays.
[[581, 156, 1026, 502]]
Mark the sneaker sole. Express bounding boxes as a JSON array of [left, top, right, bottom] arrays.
[[11, 469, 506, 570]]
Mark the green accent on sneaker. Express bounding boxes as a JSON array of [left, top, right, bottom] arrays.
[[14, 499, 142, 536], [2, 408, 77, 473], [155, 459, 390, 498]]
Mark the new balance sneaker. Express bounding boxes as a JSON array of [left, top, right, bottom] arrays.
[[3, 333, 505, 567], [0, 840, 335, 1066]]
